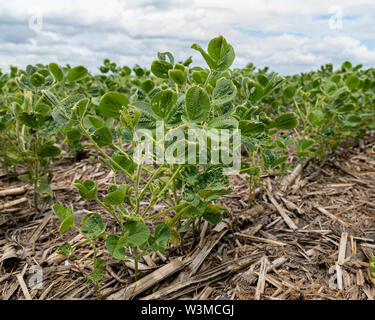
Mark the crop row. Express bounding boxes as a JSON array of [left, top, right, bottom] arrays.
[[0, 35, 374, 295]]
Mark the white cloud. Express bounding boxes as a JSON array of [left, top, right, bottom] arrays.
[[0, 0, 375, 74]]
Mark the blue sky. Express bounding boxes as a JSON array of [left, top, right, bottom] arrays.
[[1, 0, 375, 74]]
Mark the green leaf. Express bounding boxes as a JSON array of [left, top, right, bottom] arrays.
[[124, 221, 150, 247], [19, 112, 46, 129], [30, 72, 45, 87], [308, 110, 325, 126], [88, 269, 104, 284], [207, 35, 235, 71], [151, 89, 178, 119], [239, 120, 265, 135], [273, 112, 299, 129], [346, 114, 362, 124], [185, 86, 210, 123], [36, 143, 61, 158], [92, 127, 113, 147], [191, 44, 216, 70], [177, 221, 192, 233], [103, 185, 127, 205], [81, 213, 106, 238], [56, 242, 73, 258], [66, 128, 81, 142], [244, 79, 264, 102], [38, 117, 63, 138], [67, 66, 88, 82], [297, 139, 315, 151], [346, 75, 360, 91], [35, 182, 52, 195], [257, 74, 269, 87], [141, 79, 155, 93], [71, 99, 89, 120], [262, 149, 277, 169], [168, 69, 186, 86], [271, 155, 288, 168], [151, 60, 173, 79], [202, 203, 225, 224], [208, 117, 238, 129], [74, 179, 98, 200], [213, 79, 237, 105], [150, 223, 170, 253], [157, 51, 175, 65], [106, 235, 126, 260], [60, 215, 74, 234], [49, 63, 64, 82], [86, 115, 103, 128], [283, 86, 297, 99], [99, 92, 129, 118], [52, 204, 73, 221], [337, 103, 355, 113]]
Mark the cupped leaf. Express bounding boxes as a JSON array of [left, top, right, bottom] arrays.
[[52, 204, 74, 221], [244, 79, 264, 102], [213, 79, 237, 105], [208, 117, 238, 129], [151, 60, 173, 79], [59, 215, 74, 234], [106, 235, 126, 260], [80, 213, 106, 238], [346, 75, 360, 91], [283, 86, 297, 99], [74, 179, 98, 200], [67, 66, 88, 82], [207, 35, 235, 71], [151, 89, 178, 119], [56, 242, 73, 258], [202, 203, 225, 224], [99, 92, 129, 118], [150, 223, 170, 253], [337, 103, 355, 113], [30, 72, 45, 87], [308, 110, 325, 126], [168, 69, 186, 86], [124, 221, 150, 247], [296, 138, 315, 151], [239, 120, 265, 135], [49, 63, 64, 82], [103, 185, 127, 205], [272, 112, 299, 129], [92, 127, 113, 147], [185, 86, 210, 123]]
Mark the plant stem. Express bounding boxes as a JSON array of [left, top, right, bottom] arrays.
[[142, 164, 182, 217], [144, 201, 187, 220]]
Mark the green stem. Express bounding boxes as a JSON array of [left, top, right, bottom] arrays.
[[139, 163, 165, 201], [142, 164, 182, 217], [78, 122, 133, 180], [144, 201, 187, 221]]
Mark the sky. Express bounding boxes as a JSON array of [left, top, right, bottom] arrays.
[[1, 0, 375, 75]]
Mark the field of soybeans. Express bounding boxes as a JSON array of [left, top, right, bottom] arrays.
[[0, 35, 374, 300]]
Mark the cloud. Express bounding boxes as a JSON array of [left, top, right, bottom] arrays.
[[0, 0, 375, 74]]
